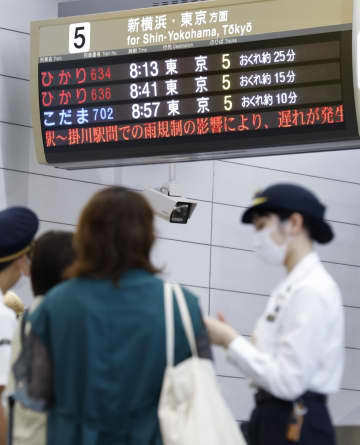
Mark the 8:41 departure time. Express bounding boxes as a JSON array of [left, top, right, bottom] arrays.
[[130, 82, 158, 99]]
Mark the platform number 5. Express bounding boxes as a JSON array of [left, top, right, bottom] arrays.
[[69, 22, 91, 54]]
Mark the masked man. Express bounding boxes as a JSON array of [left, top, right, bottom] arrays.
[[0, 207, 38, 445], [206, 183, 344, 445]]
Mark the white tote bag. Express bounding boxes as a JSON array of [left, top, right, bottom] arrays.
[[158, 282, 246, 445]]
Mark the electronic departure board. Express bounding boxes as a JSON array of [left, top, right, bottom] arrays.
[[30, 1, 360, 168]]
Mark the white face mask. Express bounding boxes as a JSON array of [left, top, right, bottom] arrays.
[[253, 224, 289, 266]]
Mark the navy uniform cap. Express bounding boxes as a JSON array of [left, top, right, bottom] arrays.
[[241, 183, 333, 244], [0, 207, 39, 264]]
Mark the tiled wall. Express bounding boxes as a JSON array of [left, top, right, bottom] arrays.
[[1, 0, 360, 427]]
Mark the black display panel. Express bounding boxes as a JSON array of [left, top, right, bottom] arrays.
[[38, 31, 358, 165]]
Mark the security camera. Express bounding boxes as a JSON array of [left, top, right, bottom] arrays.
[[143, 183, 197, 224]]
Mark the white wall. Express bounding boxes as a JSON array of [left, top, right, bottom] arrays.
[[1, 0, 360, 427]]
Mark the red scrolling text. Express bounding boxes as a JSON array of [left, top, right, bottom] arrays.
[[44, 105, 345, 148]]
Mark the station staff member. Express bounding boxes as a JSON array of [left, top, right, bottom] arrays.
[[0, 207, 38, 445], [206, 183, 344, 445]]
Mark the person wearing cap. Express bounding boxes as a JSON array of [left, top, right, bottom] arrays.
[[0, 207, 38, 445], [205, 183, 343, 445]]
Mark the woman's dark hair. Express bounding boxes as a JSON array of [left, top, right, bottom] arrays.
[[252, 207, 317, 241], [30, 231, 75, 296], [65, 187, 160, 283]]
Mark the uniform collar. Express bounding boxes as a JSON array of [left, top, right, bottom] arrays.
[[279, 251, 320, 293]]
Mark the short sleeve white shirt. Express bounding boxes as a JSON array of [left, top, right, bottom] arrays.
[[227, 252, 345, 401], [0, 291, 17, 386]]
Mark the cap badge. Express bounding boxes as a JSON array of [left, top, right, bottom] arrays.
[[252, 197, 268, 206]]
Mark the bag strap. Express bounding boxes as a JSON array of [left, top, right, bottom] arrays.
[[163, 282, 198, 368]]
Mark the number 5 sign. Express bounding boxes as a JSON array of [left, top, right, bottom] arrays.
[[69, 23, 91, 54]]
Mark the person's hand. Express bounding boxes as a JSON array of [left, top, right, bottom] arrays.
[[205, 314, 238, 349], [4, 291, 25, 317]]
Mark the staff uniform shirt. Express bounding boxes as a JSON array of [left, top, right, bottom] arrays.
[[0, 291, 16, 386], [227, 252, 344, 401]]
